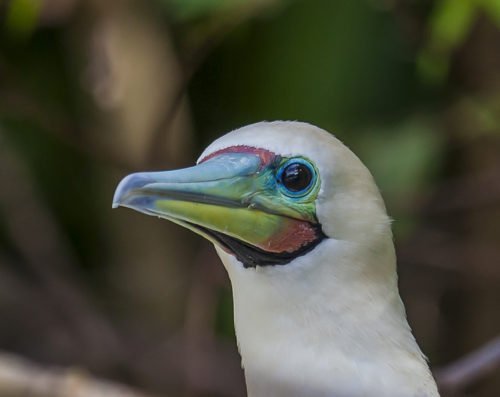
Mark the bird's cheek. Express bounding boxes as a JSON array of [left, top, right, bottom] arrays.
[[263, 219, 321, 253]]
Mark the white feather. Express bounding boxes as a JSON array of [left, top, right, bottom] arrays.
[[201, 121, 440, 397]]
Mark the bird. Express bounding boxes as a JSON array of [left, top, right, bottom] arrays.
[[113, 121, 440, 397]]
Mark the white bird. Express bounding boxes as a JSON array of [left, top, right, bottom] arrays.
[[113, 121, 440, 397]]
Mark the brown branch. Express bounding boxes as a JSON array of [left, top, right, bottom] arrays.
[[435, 335, 500, 393], [0, 352, 158, 397]]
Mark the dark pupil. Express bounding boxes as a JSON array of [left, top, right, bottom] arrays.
[[281, 163, 312, 192]]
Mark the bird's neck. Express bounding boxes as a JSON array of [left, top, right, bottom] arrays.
[[218, 239, 439, 397]]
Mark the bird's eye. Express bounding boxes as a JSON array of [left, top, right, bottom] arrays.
[[277, 159, 316, 197]]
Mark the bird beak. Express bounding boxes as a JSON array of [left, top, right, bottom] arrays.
[[112, 153, 314, 253]]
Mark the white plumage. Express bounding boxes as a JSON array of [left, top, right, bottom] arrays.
[[201, 122, 439, 397], [114, 121, 440, 397]]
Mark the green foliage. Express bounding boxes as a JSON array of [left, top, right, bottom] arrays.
[[5, 0, 41, 39], [162, 0, 275, 20], [191, 0, 416, 137], [355, 118, 444, 236], [359, 119, 443, 203], [418, 0, 500, 84]]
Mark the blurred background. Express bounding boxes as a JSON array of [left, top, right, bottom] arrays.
[[0, 0, 499, 396]]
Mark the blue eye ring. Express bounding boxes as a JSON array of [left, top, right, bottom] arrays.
[[276, 158, 317, 198]]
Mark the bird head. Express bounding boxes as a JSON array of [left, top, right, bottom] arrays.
[[113, 121, 391, 270]]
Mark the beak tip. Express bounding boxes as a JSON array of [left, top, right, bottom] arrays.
[[112, 172, 150, 209], [112, 181, 127, 209]]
